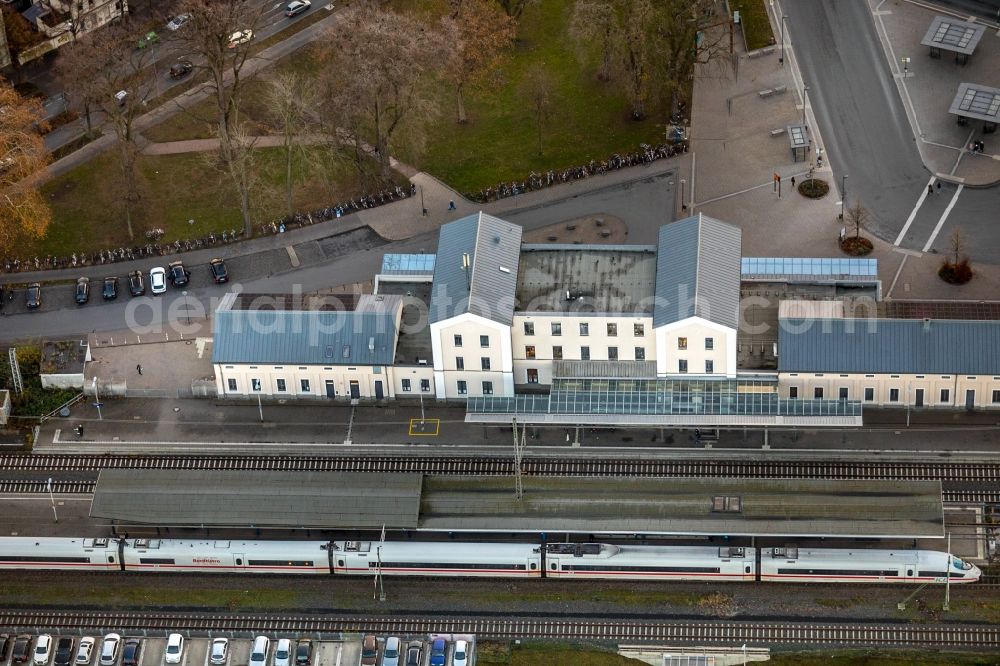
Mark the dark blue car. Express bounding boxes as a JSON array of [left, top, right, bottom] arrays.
[[429, 639, 446, 666]]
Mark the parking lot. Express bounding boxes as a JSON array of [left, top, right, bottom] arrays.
[[0, 635, 475, 666]]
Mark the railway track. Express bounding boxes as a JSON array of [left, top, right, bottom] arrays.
[[4, 453, 1000, 482], [0, 610, 997, 647]]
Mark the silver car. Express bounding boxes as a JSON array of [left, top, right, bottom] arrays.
[[381, 638, 400, 666], [209, 639, 228, 666], [99, 635, 120, 666]]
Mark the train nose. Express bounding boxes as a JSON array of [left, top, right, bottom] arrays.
[[970, 564, 982, 581]]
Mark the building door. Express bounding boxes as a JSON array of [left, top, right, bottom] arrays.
[[325, 380, 335, 398], [526, 369, 538, 384], [374, 381, 384, 400], [915, 388, 924, 407], [350, 380, 361, 399], [966, 389, 975, 410]]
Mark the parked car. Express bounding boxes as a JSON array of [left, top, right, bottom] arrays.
[[13, 635, 32, 663], [381, 639, 400, 666], [169, 60, 193, 79], [75, 277, 90, 304], [273, 640, 291, 666], [285, 0, 310, 16], [227, 29, 253, 48], [0, 634, 11, 661], [102, 276, 118, 300], [166, 13, 191, 31], [359, 636, 377, 666], [404, 642, 421, 666], [137, 31, 158, 48], [149, 267, 167, 294], [26, 282, 41, 309], [294, 641, 312, 666], [114, 90, 128, 107], [209, 257, 228, 283], [54, 638, 75, 666], [429, 639, 446, 666], [452, 641, 467, 666], [128, 271, 145, 296], [209, 639, 228, 666], [33, 635, 52, 666], [164, 635, 183, 665], [75, 638, 95, 666], [168, 260, 190, 286], [99, 634, 120, 666], [248, 637, 270, 666], [121, 639, 141, 666]]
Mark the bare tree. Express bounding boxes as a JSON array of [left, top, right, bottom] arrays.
[[264, 71, 316, 218], [950, 228, 966, 266], [568, 0, 615, 81], [845, 201, 870, 239], [448, 0, 517, 123], [320, 7, 452, 179], [54, 41, 102, 139], [654, 0, 730, 115], [0, 77, 51, 256], [174, 0, 268, 236], [520, 65, 555, 155]]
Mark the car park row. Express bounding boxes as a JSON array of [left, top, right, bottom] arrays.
[[0, 634, 473, 666]]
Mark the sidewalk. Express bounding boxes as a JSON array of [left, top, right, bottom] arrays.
[[686, 15, 1000, 298]]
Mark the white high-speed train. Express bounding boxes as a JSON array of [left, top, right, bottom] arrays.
[[0, 537, 981, 584]]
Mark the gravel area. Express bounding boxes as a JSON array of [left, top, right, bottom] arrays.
[[2, 572, 996, 625]]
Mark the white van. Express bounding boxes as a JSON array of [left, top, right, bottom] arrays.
[[249, 637, 270, 666]]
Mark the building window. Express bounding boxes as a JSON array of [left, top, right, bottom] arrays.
[[456, 357, 465, 370], [608, 346, 618, 360], [481, 357, 491, 371], [457, 380, 467, 395], [634, 323, 644, 337], [705, 360, 714, 374], [581, 346, 590, 361], [889, 388, 900, 402], [227, 378, 237, 392], [788, 386, 798, 399], [251, 378, 261, 392], [526, 369, 539, 384], [579, 322, 589, 336], [300, 379, 310, 392], [635, 347, 645, 361], [838, 387, 848, 400], [705, 337, 714, 350], [420, 379, 430, 392], [993, 390, 1000, 404], [480, 335, 489, 348], [814, 387, 824, 399], [523, 322, 534, 336], [454, 334, 463, 347], [607, 323, 618, 336], [940, 388, 950, 403], [401, 379, 411, 392], [482, 381, 494, 395], [678, 359, 688, 373], [864, 387, 874, 401], [678, 337, 688, 350], [552, 346, 563, 360], [525, 346, 536, 359], [551, 322, 562, 336]]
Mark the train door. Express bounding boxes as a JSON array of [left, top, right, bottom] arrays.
[[233, 553, 245, 571]]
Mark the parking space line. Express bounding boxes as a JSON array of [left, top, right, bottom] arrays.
[[921, 184, 964, 252], [893, 176, 935, 246]]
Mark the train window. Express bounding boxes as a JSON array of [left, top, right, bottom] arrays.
[[236, 558, 243, 565], [338, 560, 345, 567], [907, 569, 913, 576], [550, 562, 557, 570], [108, 556, 115, 563], [745, 566, 751, 574], [530, 562, 537, 570]]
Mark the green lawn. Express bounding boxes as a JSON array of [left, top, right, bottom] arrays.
[[36, 145, 363, 256], [399, 0, 666, 195], [730, 0, 775, 51]]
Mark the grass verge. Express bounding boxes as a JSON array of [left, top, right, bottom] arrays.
[[0, 346, 78, 419], [730, 0, 774, 51]]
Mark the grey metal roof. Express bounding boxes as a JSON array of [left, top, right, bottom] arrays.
[[211, 292, 399, 366], [90, 470, 422, 528], [654, 214, 742, 330], [949, 82, 1000, 122], [778, 317, 1000, 375], [552, 360, 657, 378], [429, 212, 522, 325], [921, 16, 985, 55], [418, 477, 943, 538]]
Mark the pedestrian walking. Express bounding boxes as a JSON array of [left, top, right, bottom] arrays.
[[136, 363, 142, 375], [790, 176, 796, 187], [928, 183, 934, 195], [448, 200, 457, 211]]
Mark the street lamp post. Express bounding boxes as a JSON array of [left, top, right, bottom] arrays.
[[839, 174, 848, 220], [802, 85, 809, 127], [92, 377, 102, 421], [780, 15, 787, 65]]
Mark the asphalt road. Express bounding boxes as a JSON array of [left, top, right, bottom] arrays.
[[787, 0, 1000, 262]]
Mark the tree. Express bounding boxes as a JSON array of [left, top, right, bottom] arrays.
[[568, 0, 615, 81], [520, 65, 554, 155], [54, 40, 102, 139], [845, 201, 869, 239], [654, 0, 730, 116], [949, 228, 966, 266], [448, 0, 517, 123], [1, 6, 45, 66], [174, 0, 268, 237], [494, 0, 535, 18], [0, 77, 51, 256], [320, 7, 451, 179], [264, 71, 316, 218]]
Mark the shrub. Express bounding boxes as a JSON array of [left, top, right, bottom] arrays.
[[840, 236, 873, 256], [797, 178, 829, 199], [939, 258, 973, 285]]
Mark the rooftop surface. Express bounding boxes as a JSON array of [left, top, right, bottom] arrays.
[[40, 339, 88, 375], [949, 82, 1000, 122], [377, 280, 434, 365], [90, 470, 423, 528], [515, 245, 657, 313], [225, 292, 399, 313], [920, 16, 986, 55], [418, 476, 944, 538]]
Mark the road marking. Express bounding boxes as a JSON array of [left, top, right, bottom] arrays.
[[893, 176, 935, 246], [884, 254, 908, 299], [409, 418, 440, 436], [921, 184, 964, 252]]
